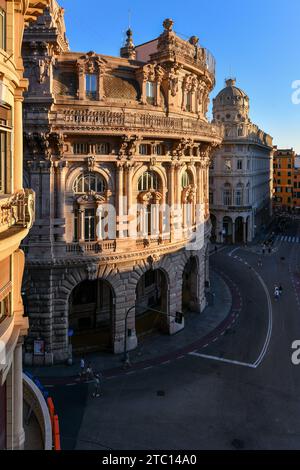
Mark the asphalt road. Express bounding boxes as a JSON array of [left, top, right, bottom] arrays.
[[51, 218, 300, 450]]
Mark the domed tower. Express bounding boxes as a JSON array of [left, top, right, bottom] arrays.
[[213, 78, 249, 123]]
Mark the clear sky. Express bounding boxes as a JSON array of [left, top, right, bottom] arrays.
[[59, 0, 300, 152]]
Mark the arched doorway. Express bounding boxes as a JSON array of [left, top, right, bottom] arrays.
[[223, 216, 233, 243], [135, 268, 168, 337], [210, 213, 217, 243], [69, 279, 114, 353], [235, 217, 244, 243], [182, 256, 199, 313]]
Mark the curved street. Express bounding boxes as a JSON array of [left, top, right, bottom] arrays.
[[42, 218, 300, 450]]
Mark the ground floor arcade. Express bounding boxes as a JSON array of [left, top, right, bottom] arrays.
[[23, 242, 210, 364]]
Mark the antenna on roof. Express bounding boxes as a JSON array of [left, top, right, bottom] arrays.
[[128, 9, 132, 29]]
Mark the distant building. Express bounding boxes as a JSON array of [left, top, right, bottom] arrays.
[[273, 147, 300, 212], [210, 78, 273, 244], [22, 3, 223, 364]]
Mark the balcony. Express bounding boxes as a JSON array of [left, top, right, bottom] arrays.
[[0, 189, 35, 261], [51, 108, 224, 142], [66, 240, 117, 254]]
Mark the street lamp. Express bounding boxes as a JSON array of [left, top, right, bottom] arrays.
[[123, 305, 136, 363]]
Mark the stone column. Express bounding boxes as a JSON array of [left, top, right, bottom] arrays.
[[96, 203, 102, 241], [77, 64, 85, 100], [116, 163, 124, 238], [13, 94, 24, 192], [79, 208, 85, 242], [13, 340, 25, 450], [243, 219, 247, 243], [56, 162, 68, 241], [168, 163, 175, 239], [232, 221, 236, 244], [125, 164, 134, 237]]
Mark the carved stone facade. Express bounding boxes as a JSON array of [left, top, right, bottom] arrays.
[[22, 3, 223, 364], [210, 79, 273, 244]]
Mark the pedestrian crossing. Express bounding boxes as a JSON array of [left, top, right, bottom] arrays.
[[275, 235, 300, 243]]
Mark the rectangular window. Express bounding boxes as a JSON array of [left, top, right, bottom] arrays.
[[139, 144, 148, 155], [247, 160, 250, 170], [223, 190, 231, 206], [73, 143, 89, 154], [0, 131, 6, 194], [237, 159, 242, 170], [185, 91, 192, 112], [95, 143, 109, 155], [209, 191, 214, 205], [146, 81, 154, 105], [85, 74, 97, 100], [235, 189, 243, 206], [84, 208, 96, 241], [0, 9, 6, 51]]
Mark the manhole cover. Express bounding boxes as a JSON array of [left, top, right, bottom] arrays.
[[156, 390, 165, 396], [231, 439, 245, 449]]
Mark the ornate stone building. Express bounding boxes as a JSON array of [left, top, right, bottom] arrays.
[[22, 1, 223, 364], [210, 79, 273, 244], [0, 0, 51, 450]]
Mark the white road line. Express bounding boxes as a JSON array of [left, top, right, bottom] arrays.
[[143, 366, 153, 370], [176, 355, 185, 359], [66, 383, 76, 386], [229, 247, 240, 257], [297, 237, 299, 243], [223, 252, 273, 370], [188, 352, 256, 369], [292, 237, 295, 243], [252, 267, 273, 368], [162, 360, 171, 365]]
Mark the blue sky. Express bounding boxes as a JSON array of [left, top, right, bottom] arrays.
[[59, 0, 300, 152]]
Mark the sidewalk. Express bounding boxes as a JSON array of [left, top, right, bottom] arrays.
[[26, 269, 232, 381]]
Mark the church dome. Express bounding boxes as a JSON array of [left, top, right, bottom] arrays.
[[213, 78, 249, 121]]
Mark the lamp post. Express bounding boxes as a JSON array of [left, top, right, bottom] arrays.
[[123, 305, 136, 363]]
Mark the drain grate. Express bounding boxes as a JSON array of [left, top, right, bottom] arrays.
[[231, 438, 245, 450], [156, 390, 165, 397]]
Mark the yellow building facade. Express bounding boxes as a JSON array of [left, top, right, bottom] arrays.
[[273, 147, 299, 212], [0, 0, 50, 450]]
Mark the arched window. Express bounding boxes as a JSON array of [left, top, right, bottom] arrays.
[[138, 171, 159, 191], [181, 170, 192, 189], [73, 173, 106, 194]]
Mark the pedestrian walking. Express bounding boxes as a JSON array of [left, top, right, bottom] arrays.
[[279, 284, 283, 296], [92, 373, 102, 397], [274, 286, 280, 301], [257, 258, 262, 268], [79, 357, 85, 377], [86, 362, 93, 379]]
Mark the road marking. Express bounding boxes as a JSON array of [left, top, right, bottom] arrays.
[[188, 352, 256, 369], [292, 237, 295, 242], [45, 384, 54, 388], [176, 355, 185, 359], [229, 247, 240, 257], [227, 252, 273, 369], [162, 360, 171, 365], [66, 383, 76, 386]]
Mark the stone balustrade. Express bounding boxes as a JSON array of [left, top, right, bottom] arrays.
[[52, 108, 224, 140]]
